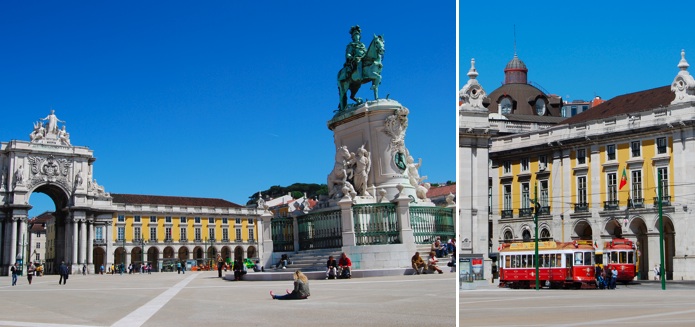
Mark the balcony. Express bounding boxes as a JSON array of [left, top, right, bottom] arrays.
[[180, 238, 188, 243], [629, 198, 645, 209], [519, 208, 533, 217], [537, 206, 550, 215], [603, 200, 619, 211], [573, 203, 589, 213], [501, 210, 513, 219], [221, 238, 230, 243], [653, 196, 671, 207], [93, 238, 106, 246]]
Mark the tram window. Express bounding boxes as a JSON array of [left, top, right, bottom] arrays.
[[584, 252, 593, 265], [575, 252, 583, 265], [545, 254, 551, 267], [566, 254, 572, 268], [521, 255, 527, 268], [556, 254, 562, 268], [611, 252, 618, 263], [505, 255, 511, 268], [619, 251, 627, 263], [628, 252, 634, 264]]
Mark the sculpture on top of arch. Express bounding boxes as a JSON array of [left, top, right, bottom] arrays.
[[30, 110, 72, 147]]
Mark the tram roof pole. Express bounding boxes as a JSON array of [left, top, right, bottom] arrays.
[[658, 173, 666, 290]]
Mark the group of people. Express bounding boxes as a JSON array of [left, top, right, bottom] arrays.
[[431, 237, 456, 258], [325, 252, 353, 279], [595, 265, 619, 289], [411, 251, 446, 274], [10, 262, 39, 286]]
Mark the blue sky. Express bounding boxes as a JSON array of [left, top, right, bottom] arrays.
[[459, 1, 695, 102], [1, 1, 455, 217]]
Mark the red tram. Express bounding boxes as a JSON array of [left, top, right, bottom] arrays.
[[499, 240, 596, 289], [596, 238, 637, 283]]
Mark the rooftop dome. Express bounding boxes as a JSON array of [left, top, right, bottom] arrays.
[[505, 54, 527, 70], [504, 54, 528, 84]]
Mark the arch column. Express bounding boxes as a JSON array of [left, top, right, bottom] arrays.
[[79, 219, 87, 265], [9, 217, 19, 267], [87, 219, 94, 268]]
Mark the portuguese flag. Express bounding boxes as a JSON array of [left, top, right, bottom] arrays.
[[619, 167, 628, 190]]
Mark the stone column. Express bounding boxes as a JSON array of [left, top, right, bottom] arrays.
[[9, 217, 18, 266], [105, 223, 113, 266], [292, 216, 300, 253], [18, 217, 27, 275], [72, 219, 78, 272], [260, 211, 273, 268], [87, 220, 94, 268], [79, 219, 87, 265], [339, 196, 355, 246], [395, 191, 416, 253]]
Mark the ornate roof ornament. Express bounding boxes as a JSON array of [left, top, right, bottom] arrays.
[[459, 58, 487, 111], [671, 49, 695, 105]]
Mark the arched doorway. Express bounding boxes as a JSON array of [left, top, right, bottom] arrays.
[[93, 247, 105, 273], [221, 246, 232, 262], [115, 247, 126, 267], [194, 246, 204, 262], [655, 215, 676, 280], [147, 247, 159, 271], [247, 246, 257, 259], [132, 247, 143, 265], [178, 246, 189, 261], [627, 217, 648, 279], [573, 220, 593, 240], [163, 246, 175, 259], [521, 229, 531, 242]]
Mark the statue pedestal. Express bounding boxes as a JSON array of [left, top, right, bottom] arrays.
[[327, 99, 420, 205]]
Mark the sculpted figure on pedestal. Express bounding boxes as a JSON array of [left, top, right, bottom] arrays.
[[351, 145, 371, 196], [406, 155, 427, 187], [30, 121, 46, 142], [337, 25, 385, 112], [58, 126, 71, 146], [328, 145, 354, 199], [40, 110, 65, 135]]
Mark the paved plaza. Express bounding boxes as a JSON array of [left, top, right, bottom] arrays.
[[461, 281, 695, 326], [0, 270, 455, 327]]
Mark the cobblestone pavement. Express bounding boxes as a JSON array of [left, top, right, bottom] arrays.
[[461, 280, 695, 326], [0, 270, 455, 327]]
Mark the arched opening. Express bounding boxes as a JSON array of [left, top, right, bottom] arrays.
[[655, 216, 676, 280], [573, 220, 593, 240], [521, 229, 531, 242], [234, 246, 244, 262], [206, 246, 217, 261], [247, 246, 257, 259], [627, 217, 648, 279], [132, 247, 143, 266], [604, 219, 623, 238], [503, 230, 513, 242], [194, 247, 204, 262], [540, 228, 551, 241], [163, 246, 175, 259], [115, 247, 126, 268], [93, 247, 105, 273], [221, 246, 232, 262], [147, 247, 159, 271], [28, 184, 70, 272], [178, 246, 189, 261]]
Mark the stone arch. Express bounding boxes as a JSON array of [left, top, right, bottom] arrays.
[[163, 246, 175, 259], [147, 247, 159, 268], [627, 216, 649, 279], [653, 214, 676, 280], [572, 219, 593, 240], [206, 246, 217, 260], [247, 246, 257, 259], [603, 218, 623, 238], [539, 227, 551, 241], [193, 246, 204, 262], [234, 246, 244, 262], [115, 247, 127, 267], [501, 226, 514, 242], [178, 246, 189, 261], [221, 246, 232, 262]]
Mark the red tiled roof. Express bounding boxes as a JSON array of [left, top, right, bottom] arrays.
[[29, 211, 54, 232], [426, 184, 456, 198], [561, 86, 673, 125], [110, 193, 241, 208]]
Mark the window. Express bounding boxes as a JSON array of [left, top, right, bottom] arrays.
[[521, 183, 530, 209], [165, 216, 172, 223], [521, 158, 529, 172], [222, 228, 229, 240], [208, 217, 214, 224], [236, 228, 242, 241], [117, 227, 125, 241], [538, 155, 547, 170], [150, 216, 156, 223], [180, 227, 187, 240], [180, 217, 187, 223], [500, 97, 512, 114], [488, 178, 492, 213], [195, 227, 201, 240], [607, 173, 617, 202], [134, 227, 141, 240], [539, 180, 549, 207], [631, 170, 642, 201], [657, 167, 669, 197], [606, 144, 616, 161], [657, 137, 667, 154], [503, 185, 512, 210], [503, 230, 513, 242], [577, 149, 586, 165], [503, 161, 511, 174], [535, 98, 546, 116], [194, 217, 201, 224], [96, 227, 103, 240], [577, 176, 587, 204], [248, 228, 255, 241], [222, 218, 228, 224], [631, 141, 641, 157], [235, 218, 241, 224], [150, 227, 157, 241], [209, 227, 215, 240], [117, 215, 125, 222], [165, 227, 172, 240], [134, 215, 141, 223], [248, 218, 253, 224], [36, 242, 41, 249]]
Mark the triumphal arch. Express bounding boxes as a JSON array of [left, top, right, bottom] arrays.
[[0, 110, 116, 274]]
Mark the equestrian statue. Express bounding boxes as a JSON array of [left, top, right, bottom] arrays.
[[337, 25, 385, 112]]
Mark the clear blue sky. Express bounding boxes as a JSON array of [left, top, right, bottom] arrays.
[[459, 1, 695, 102], [0, 1, 455, 217]]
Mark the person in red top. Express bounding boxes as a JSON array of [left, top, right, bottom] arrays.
[[338, 252, 352, 279]]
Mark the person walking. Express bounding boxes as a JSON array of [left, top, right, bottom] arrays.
[[10, 262, 19, 286], [654, 264, 660, 281], [27, 262, 35, 285], [217, 254, 224, 278], [176, 261, 181, 274], [611, 267, 618, 289], [82, 264, 87, 275], [59, 261, 69, 285]]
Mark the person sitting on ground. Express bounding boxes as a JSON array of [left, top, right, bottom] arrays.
[[277, 254, 289, 269], [427, 251, 443, 274], [233, 259, 247, 281], [431, 237, 448, 258], [411, 252, 427, 275], [270, 270, 310, 300], [326, 255, 338, 279], [338, 252, 352, 279], [254, 260, 263, 272]]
